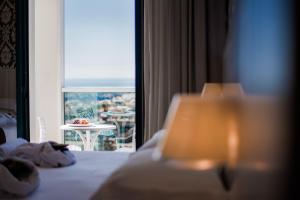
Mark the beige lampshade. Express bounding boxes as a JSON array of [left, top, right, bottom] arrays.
[[201, 83, 244, 98], [157, 93, 285, 172], [157, 95, 240, 169]]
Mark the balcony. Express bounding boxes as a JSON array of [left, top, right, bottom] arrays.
[[62, 87, 135, 152]]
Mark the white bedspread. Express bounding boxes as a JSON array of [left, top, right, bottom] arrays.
[[19, 151, 129, 200]]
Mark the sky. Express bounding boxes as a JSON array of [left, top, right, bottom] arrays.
[[64, 0, 135, 80]]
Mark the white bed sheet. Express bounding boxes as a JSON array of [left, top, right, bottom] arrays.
[[22, 151, 130, 200]]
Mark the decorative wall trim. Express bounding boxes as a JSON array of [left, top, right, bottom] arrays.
[[0, 0, 16, 70]]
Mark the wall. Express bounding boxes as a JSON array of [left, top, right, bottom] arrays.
[[29, 0, 63, 142], [0, 0, 16, 110]]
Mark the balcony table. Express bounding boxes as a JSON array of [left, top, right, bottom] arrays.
[[103, 111, 135, 133], [60, 124, 116, 151]]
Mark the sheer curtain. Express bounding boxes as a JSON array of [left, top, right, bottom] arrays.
[[143, 0, 229, 141]]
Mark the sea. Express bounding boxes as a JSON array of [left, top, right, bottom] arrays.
[[65, 78, 135, 87]]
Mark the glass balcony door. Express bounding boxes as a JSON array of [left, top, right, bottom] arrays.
[[63, 0, 136, 152]]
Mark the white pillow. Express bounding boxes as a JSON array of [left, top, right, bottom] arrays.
[[0, 114, 9, 126], [0, 113, 16, 126], [0, 125, 17, 143], [137, 129, 165, 151], [91, 149, 227, 200]]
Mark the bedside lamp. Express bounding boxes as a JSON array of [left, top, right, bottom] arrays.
[[155, 83, 243, 169], [201, 83, 222, 97], [155, 95, 240, 170], [201, 83, 244, 98], [153, 84, 244, 190]]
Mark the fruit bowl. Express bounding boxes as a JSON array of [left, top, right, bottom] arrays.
[[67, 118, 93, 127], [67, 123, 94, 127]]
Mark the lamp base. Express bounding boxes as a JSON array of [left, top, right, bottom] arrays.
[[217, 165, 235, 191]]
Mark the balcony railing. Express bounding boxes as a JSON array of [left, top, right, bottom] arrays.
[[62, 87, 135, 151]]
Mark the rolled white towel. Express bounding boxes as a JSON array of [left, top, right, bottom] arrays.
[[0, 138, 28, 157], [0, 157, 40, 197], [10, 142, 76, 168]]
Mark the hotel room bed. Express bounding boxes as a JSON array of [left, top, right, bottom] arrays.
[[0, 130, 228, 200], [20, 151, 130, 200], [1, 131, 278, 200]]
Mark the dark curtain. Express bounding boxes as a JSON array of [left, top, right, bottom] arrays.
[[16, 0, 30, 140], [143, 0, 229, 141]]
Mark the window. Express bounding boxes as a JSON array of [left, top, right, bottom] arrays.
[[63, 0, 135, 151]]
